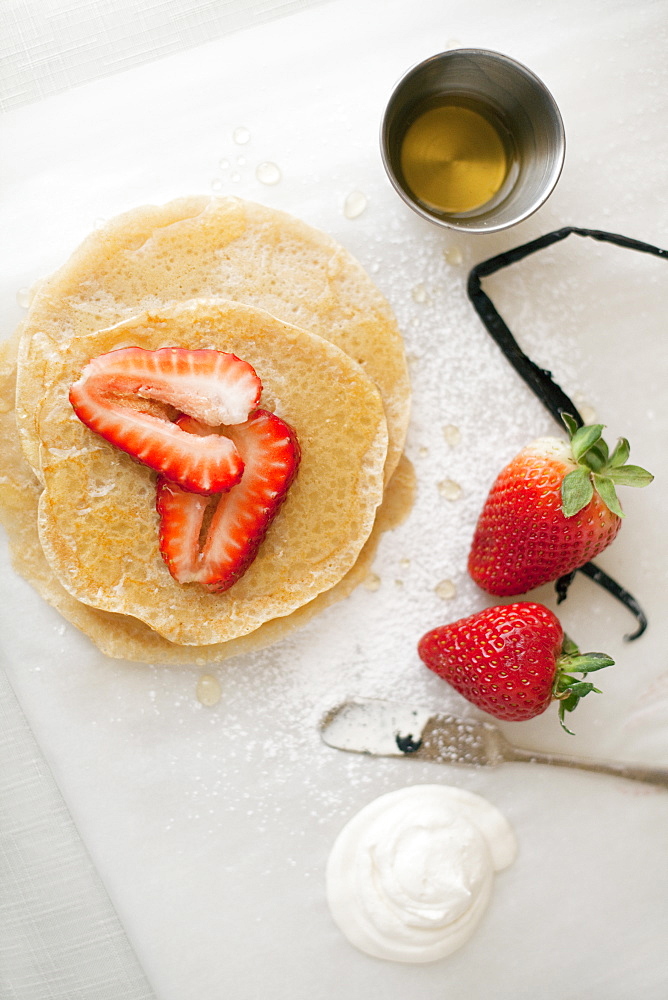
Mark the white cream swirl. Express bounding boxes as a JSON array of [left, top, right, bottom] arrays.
[[326, 784, 516, 963]]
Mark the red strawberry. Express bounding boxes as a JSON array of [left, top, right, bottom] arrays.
[[69, 347, 262, 494], [156, 409, 300, 591], [468, 415, 653, 596], [418, 602, 614, 732]]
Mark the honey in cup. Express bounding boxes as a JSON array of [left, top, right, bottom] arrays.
[[381, 49, 565, 234], [399, 96, 518, 216]]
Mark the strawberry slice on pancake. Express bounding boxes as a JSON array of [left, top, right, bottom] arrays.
[[69, 347, 262, 494], [156, 411, 301, 591]]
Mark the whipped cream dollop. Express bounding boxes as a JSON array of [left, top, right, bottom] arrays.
[[326, 784, 516, 963]]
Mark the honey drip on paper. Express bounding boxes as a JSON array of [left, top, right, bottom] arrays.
[[400, 102, 512, 214], [196, 674, 221, 707]]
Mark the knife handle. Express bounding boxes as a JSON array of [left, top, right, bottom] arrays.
[[507, 745, 668, 788]]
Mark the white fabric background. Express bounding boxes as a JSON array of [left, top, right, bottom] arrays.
[[1, 671, 155, 1000], [0, 0, 331, 109]]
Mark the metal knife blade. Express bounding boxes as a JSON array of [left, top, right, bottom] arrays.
[[319, 697, 498, 765]]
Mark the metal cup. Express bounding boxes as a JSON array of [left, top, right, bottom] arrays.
[[381, 49, 565, 234]]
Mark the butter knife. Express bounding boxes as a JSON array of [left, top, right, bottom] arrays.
[[320, 698, 668, 788]]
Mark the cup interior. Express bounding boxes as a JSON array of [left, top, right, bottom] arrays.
[[381, 49, 565, 233]]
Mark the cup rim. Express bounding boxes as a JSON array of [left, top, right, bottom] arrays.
[[380, 48, 566, 234]]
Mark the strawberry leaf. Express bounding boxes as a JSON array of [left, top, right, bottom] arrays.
[[560, 412, 580, 438], [593, 474, 625, 517], [559, 689, 581, 710], [564, 681, 600, 697], [558, 699, 577, 734], [570, 423, 604, 462], [561, 467, 594, 516], [561, 420, 653, 502], [561, 634, 580, 657], [560, 652, 615, 673], [609, 437, 630, 467], [585, 439, 609, 471], [607, 464, 654, 488], [553, 648, 614, 733]]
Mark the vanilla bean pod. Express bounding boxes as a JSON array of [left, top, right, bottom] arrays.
[[467, 227, 664, 639]]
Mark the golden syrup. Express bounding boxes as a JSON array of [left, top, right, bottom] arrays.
[[400, 101, 513, 215], [196, 673, 222, 707]]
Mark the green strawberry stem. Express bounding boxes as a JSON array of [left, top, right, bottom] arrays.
[[560, 414, 653, 519], [552, 634, 615, 734]]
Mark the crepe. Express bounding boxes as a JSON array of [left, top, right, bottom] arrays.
[[1, 327, 414, 663], [2, 197, 413, 662], [16, 196, 410, 483], [34, 300, 388, 646]]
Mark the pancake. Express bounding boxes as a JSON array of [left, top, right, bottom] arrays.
[[34, 300, 389, 645], [16, 196, 409, 483], [1, 332, 414, 663]]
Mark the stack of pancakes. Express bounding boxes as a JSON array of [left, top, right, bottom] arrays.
[[0, 197, 412, 664]]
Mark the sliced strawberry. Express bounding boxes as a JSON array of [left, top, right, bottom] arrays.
[[72, 347, 262, 425], [156, 409, 300, 591], [70, 347, 262, 494]]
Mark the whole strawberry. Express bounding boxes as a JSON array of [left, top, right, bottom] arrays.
[[468, 415, 653, 596], [418, 602, 614, 732]]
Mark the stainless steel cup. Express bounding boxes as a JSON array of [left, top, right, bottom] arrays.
[[381, 49, 565, 234]]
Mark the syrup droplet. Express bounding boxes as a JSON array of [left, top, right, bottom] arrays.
[[196, 674, 222, 707], [211, 178, 223, 192], [435, 579, 457, 600], [236, 155, 246, 166], [363, 572, 381, 592], [256, 161, 282, 185], [219, 157, 230, 170], [230, 171, 241, 182], [16, 287, 32, 308], [438, 478, 462, 501], [233, 126, 251, 145], [411, 282, 428, 304], [343, 191, 368, 219], [443, 424, 461, 447], [444, 246, 463, 266]]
